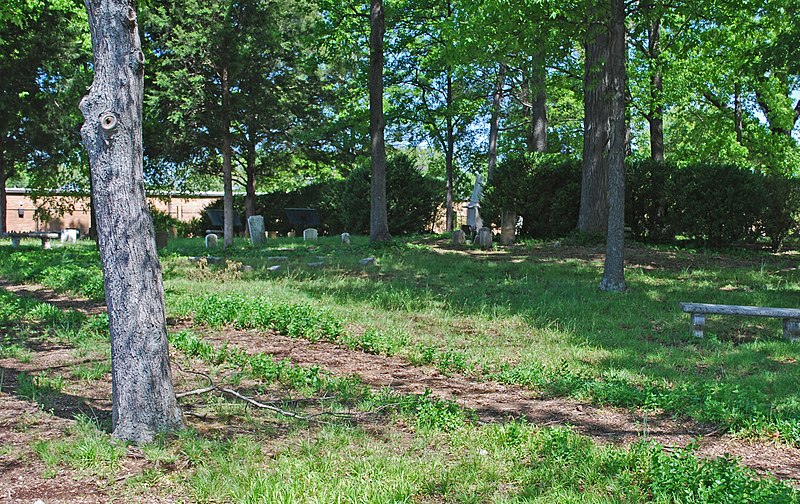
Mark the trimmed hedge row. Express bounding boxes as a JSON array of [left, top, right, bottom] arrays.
[[483, 154, 800, 250], [199, 152, 441, 236]]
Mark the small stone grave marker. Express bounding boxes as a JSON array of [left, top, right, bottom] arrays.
[[341, 232, 351, 245], [304, 228, 318, 241], [205, 233, 218, 249], [477, 227, 493, 250], [359, 257, 377, 266], [452, 230, 465, 245], [248, 216, 266, 245]]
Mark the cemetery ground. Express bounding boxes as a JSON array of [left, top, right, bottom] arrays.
[[2, 236, 800, 501]]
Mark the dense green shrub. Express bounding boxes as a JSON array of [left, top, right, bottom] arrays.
[[483, 153, 581, 239], [625, 160, 675, 243], [338, 152, 440, 235], [201, 153, 439, 236], [670, 164, 764, 247], [759, 174, 800, 252]]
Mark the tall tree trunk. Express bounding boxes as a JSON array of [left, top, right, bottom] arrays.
[[445, 68, 455, 232], [222, 66, 234, 248], [87, 157, 98, 240], [79, 0, 182, 444], [487, 64, 504, 183], [642, 2, 664, 161], [0, 147, 7, 234], [600, 0, 627, 292], [369, 0, 391, 242], [530, 51, 548, 153], [578, 7, 610, 234], [244, 137, 257, 229]]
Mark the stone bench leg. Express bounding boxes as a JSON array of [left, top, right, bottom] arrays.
[[783, 318, 800, 342], [691, 313, 705, 338], [11, 237, 20, 247]]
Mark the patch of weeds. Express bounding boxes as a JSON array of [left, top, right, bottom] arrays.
[[0, 339, 32, 362], [71, 361, 111, 382], [435, 349, 470, 375], [646, 443, 797, 503], [17, 371, 65, 402], [409, 345, 437, 366], [33, 415, 124, 478]]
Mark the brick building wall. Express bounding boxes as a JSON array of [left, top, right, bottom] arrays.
[[4, 189, 221, 235]]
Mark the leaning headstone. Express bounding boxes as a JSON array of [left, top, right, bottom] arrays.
[[341, 232, 351, 245], [268, 265, 282, 272], [477, 227, 493, 250], [304, 228, 318, 241], [267, 256, 289, 262], [287, 230, 296, 238], [239, 265, 254, 272], [359, 257, 377, 266], [205, 233, 218, 249], [248, 215, 266, 245], [452, 229, 466, 245]]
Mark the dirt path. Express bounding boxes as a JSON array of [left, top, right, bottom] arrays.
[[4, 281, 800, 486]]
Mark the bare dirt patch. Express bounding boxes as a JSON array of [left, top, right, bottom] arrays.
[[204, 328, 800, 485], [4, 280, 800, 488]]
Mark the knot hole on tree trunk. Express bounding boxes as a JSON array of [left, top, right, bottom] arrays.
[[100, 112, 118, 133], [131, 50, 145, 73], [124, 6, 137, 26]]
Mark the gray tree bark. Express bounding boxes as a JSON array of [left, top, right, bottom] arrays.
[[79, 0, 182, 443], [445, 69, 455, 232], [221, 66, 234, 248], [486, 64, 504, 184], [578, 7, 610, 235], [600, 0, 627, 292], [0, 147, 7, 233], [369, 0, 391, 242], [530, 51, 548, 153]]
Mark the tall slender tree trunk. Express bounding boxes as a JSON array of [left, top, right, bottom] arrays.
[[600, 0, 627, 292], [487, 64, 504, 183], [222, 66, 234, 248], [445, 69, 455, 232], [639, 0, 664, 161], [578, 7, 610, 234], [244, 137, 257, 228], [530, 51, 548, 153], [369, 0, 391, 242], [0, 148, 7, 234], [79, 0, 182, 443]]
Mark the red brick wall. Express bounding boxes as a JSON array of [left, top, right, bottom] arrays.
[[4, 191, 219, 235]]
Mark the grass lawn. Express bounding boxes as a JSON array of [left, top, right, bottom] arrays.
[[2, 234, 800, 502]]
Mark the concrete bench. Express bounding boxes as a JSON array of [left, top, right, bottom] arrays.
[[2, 232, 60, 249], [680, 302, 800, 341]]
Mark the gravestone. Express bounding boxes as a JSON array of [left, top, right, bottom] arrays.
[[248, 215, 266, 245], [359, 257, 377, 266], [205, 233, 218, 249], [466, 174, 484, 232], [477, 227, 493, 250], [60, 229, 79, 243], [304, 228, 318, 241], [452, 229, 466, 245], [341, 232, 351, 245], [500, 211, 516, 246]]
